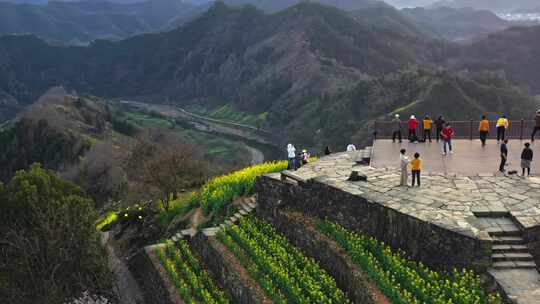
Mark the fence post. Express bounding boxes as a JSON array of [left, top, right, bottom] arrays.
[[469, 120, 473, 140], [520, 119, 524, 140], [373, 120, 378, 140]]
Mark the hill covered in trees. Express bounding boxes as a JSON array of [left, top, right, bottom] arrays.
[[0, 2, 538, 149], [0, 0, 206, 44]]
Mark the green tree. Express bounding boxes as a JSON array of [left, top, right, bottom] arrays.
[[0, 164, 114, 304]]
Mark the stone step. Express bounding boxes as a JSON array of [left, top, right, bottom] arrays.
[[493, 244, 529, 253], [492, 253, 534, 262], [246, 201, 257, 209], [492, 236, 526, 245], [240, 203, 253, 212], [239, 209, 248, 216], [473, 211, 511, 218], [492, 261, 538, 269], [488, 229, 522, 237]]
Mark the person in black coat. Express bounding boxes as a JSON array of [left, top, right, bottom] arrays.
[[521, 143, 533, 177]]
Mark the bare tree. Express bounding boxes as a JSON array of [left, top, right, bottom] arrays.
[[128, 129, 206, 211]]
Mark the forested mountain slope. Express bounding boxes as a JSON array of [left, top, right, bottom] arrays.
[[0, 0, 206, 44], [444, 25, 540, 93]]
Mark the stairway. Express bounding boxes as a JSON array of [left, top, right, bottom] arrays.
[[171, 197, 259, 242], [485, 218, 536, 270]]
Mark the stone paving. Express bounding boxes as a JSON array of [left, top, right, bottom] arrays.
[[295, 152, 540, 239], [290, 151, 540, 304]]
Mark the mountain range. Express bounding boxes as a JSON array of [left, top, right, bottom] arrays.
[[0, 2, 539, 148], [0, 0, 206, 44], [0, 0, 515, 44], [430, 0, 540, 13]]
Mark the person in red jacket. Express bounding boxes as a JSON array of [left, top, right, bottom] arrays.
[[441, 123, 455, 155], [407, 115, 419, 143]]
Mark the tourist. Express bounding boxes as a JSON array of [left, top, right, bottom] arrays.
[[499, 139, 508, 173], [531, 110, 540, 142], [324, 146, 332, 155], [411, 152, 422, 187], [521, 143, 533, 177], [346, 144, 357, 152], [296, 151, 304, 169], [422, 115, 433, 142], [287, 143, 296, 170], [479, 115, 490, 146], [400, 149, 409, 187], [392, 114, 402, 143], [435, 115, 446, 142], [496, 114, 509, 142], [301, 149, 310, 165], [408, 115, 419, 143], [441, 123, 455, 155]]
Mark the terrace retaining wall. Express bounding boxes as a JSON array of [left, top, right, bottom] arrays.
[[256, 174, 492, 271], [129, 245, 179, 304], [267, 210, 377, 304], [190, 233, 270, 304]]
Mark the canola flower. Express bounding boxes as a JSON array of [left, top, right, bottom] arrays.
[[200, 161, 288, 214], [217, 216, 350, 304], [317, 220, 502, 304], [157, 240, 229, 304]]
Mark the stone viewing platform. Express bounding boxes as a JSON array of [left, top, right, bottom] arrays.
[[372, 139, 540, 176], [257, 149, 540, 304]]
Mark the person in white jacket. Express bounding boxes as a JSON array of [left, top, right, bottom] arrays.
[[400, 148, 409, 186], [287, 143, 296, 170]]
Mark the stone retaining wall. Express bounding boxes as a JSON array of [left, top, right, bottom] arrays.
[[129, 245, 178, 304], [257, 174, 491, 271], [266, 210, 376, 304], [190, 233, 269, 304], [524, 225, 540, 269]]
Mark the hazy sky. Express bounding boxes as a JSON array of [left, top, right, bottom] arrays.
[[382, 0, 437, 8]]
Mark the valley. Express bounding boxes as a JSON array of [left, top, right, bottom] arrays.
[[2, 1, 540, 303]]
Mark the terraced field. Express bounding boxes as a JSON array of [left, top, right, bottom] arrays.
[[217, 216, 351, 304], [317, 220, 502, 304], [157, 240, 229, 304]]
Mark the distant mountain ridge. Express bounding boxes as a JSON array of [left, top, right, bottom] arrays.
[[430, 0, 540, 13], [402, 6, 509, 40], [0, 0, 206, 44]]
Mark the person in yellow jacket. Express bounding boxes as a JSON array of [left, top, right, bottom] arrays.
[[410, 152, 422, 187], [478, 115, 490, 146], [496, 114, 509, 142], [422, 115, 433, 142]]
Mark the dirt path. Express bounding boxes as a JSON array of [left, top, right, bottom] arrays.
[[103, 232, 145, 304]]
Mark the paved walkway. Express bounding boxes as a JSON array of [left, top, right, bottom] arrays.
[[489, 269, 540, 304], [291, 152, 540, 304], [372, 139, 540, 176]]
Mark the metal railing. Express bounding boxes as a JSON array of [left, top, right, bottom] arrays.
[[373, 120, 537, 140]]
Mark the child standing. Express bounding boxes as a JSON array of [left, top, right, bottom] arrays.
[[521, 143, 533, 177], [400, 149, 409, 186], [411, 153, 422, 187]]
